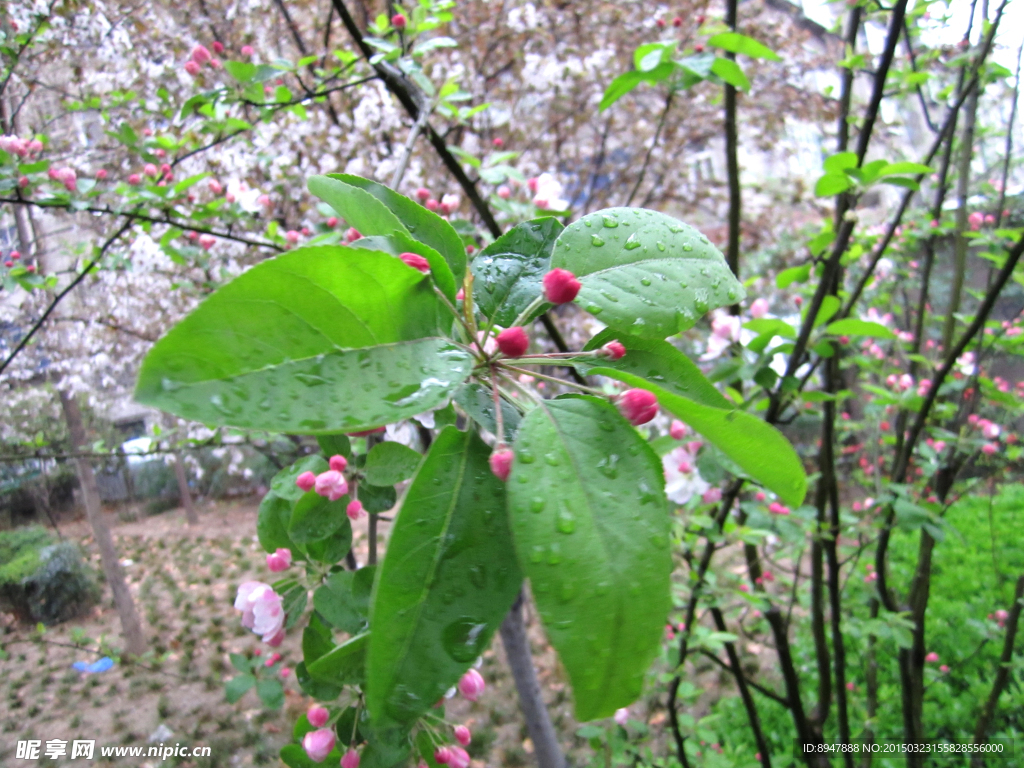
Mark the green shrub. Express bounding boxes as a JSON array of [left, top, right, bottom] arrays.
[[0, 526, 99, 624]]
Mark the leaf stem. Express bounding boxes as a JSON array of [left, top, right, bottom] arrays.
[[509, 294, 548, 330], [500, 364, 608, 397], [490, 365, 506, 446]]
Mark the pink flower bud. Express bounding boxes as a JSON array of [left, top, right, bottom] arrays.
[[328, 454, 348, 472], [28, 139, 42, 154], [3, 261, 11, 268], [618, 389, 658, 426], [456, 288, 465, 301], [459, 668, 485, 701], [199, 234, 216, 250], [400, 252, 431, 273], [286, 230, 300, 244], [416, 188, 430, 201], [258, 194, 272, 207], [496, 326, 529, 357], [527, 177, 539, 193], [307, 705, 329, 728], [925, 652, 939, 663], [302, 728, 336, 763], [489, 448, 514, 482], [314, 470, 348, 501], [25, 265, 35, 273], [241, 45, 254, 56], [669, 420, 688, 440], [184, 60, 202, 76], [225, 193, 235, 203], [95, 169, 108, 180], [996, 609, 1009, 621], [702, 487, 722, 504], [434, 747, 452, 765], [755, 491, 766, 502], [454, 725, 471, 746], [266, 548, 292, 572], [212, 41, 225, 54], [496, 185, 511, 199], [345, 227, 362, 242], [18, 176, 29, 188], [982, 442, 997, 455], [614, 708, 629, 726], [294, 468, 313, 493], [983, 421, 1001, 439], [493, 137, 504, 148], [55, 166, 77, 191], [768, 502, 790, 515], [209, 179, 223, 195], [391, 13, 407, 28], [128, 173, 141, 185], [160, 163, 172, 177], [449, 747, 470, 768], [210, 57, 222, 69], [749, 297, 769, 318], [672, 16, 683, 26], [265, 653, 282, 666], [279, 666, 290, 677], [326, 217, 338, 228], [602, 340, 626, 359], [191, 44, 212, 65], [346, 499, 366, 521], [694, 43, 705, 53], [426, 199, 440, 211], [341, 749, 360, 768], [656, 18, 666, 28], [144, 163, 158, 178], [542, 268, 581, 304], [939, 664, 949, 673]]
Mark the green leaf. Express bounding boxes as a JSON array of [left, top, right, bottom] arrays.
[[815, 173, 852, 197], [294, 661, 343, 701], [257, 678, 285, 709], [281, 583, 309, 629], [776, 263, 811, 288], [271, 456, 330, 502], [324, 174, 466, 286], [551, 208, 744, 338], [257, 492, 297, 554], [452, 382, 521, 440], [807, 295, 841, 328], [710, 57, 749, 91], [314, 567, 375, 634], [508, 396, 671, 721], [366, 427, 522, 725], [225, 61, 257, 83], [305, 520, 354, 565], [822, 152, 858, 174], [583, 369, 806, 506], [744, 318, 796, 340], [707, 32, 781, 61], [634, 42, 674, 71], [289, 492, 349, 545], [225, 674, 256, 703], [825, 318, 896, 340], [599, 63, 674, 111], [470, 218, 563, 326], [136, 247, 472, 434], [878, 161, 931, 177], [229, 653, 251, 673], [364, 442, 422, 486], [308, 632, 369, 687], [303, 613, 335, 665], [317, 434, 353, 460], [349, 231, 456, 302], [579, 330, 730, 409]]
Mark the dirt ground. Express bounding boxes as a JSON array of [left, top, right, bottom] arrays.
[[2, 498, 679, 768]]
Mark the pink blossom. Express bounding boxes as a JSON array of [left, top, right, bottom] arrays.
[[493, 137, 505, 148], [144, 163, 158, 178], [191, 44, 212, 65], [329, 454, 348, 472], [391, 13, 407, 29], [265, 652, 282, 666], [995, 609, 1009, 622], [314, 470, 348, 501], [448, 747, 470, 768], [209, 179, 223, 195], [296, 471, 317, 492], [415, 188, 430, 201], [496, 326, 529, 357], [18, 175, 29, 188], [932, 441, 946, 453], [543, 268, 581, 304], [670, 419, 688, 440], [346, 499, 366, 521], [939, 664, 949, 673], [454, 725, 471, 746], [345, 227, 362, 242], [286, 230, 300, 245], [601, 340, 626, 359], [234, 582, 286, 644], [614, 708, 629, 726], [279, 666, 290, 678], [55, 167, 77, 192], [302, 728, 336, 763], [983, 421, 1001, 439], [266, 548, 292, 572], [434, 748, 452, 765], [241, 45, 254, 56], [425, 199, 440, 211], [968, 211, 984, 230], [341, 750, 360, 768], [184, 60, 201, 75], [768, 502, 790, 515], [702, 487, 722, 504], [489, 448, 514, 482], [326, 217, 338, 228], [981, 443, 997, 456], [199, 234, 216, 250], [925, 651, 939, 663], [258, 194, 272, 207], [399, 252, 431, 273], [128, 173, 141, 185], [755, 491, 766, 502], [749, 297, 769, 318], [307, 705, 329, 728], [459, 668, 485, 701], [497, 185, 511, 199], [618, 389, 658, 426]]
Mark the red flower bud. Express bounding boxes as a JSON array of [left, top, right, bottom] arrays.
[[618, 389, 658, 426], [489, 448, 514, 481], [602, 340, 625, 359], [212, 41, 225, 54], [496, 326, 529, 357], [391, 13, 407, 28], [400, 252, 431, 273], [542, 268, 581, 304]]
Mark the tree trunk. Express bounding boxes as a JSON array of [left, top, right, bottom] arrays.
[[173, 451, 199, 526], [59, 390, 147, 658], [500, 590, 565, 768]]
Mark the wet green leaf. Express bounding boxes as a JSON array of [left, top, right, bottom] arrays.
[[508, 396, 672, 721], [364, 442, 422, 486]]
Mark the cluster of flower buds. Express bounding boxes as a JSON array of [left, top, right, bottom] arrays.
[[0, 135, 43, 158], [184, 43, 221, 76], [296, 455, 351, 501], [266, 547, 292, 572]]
